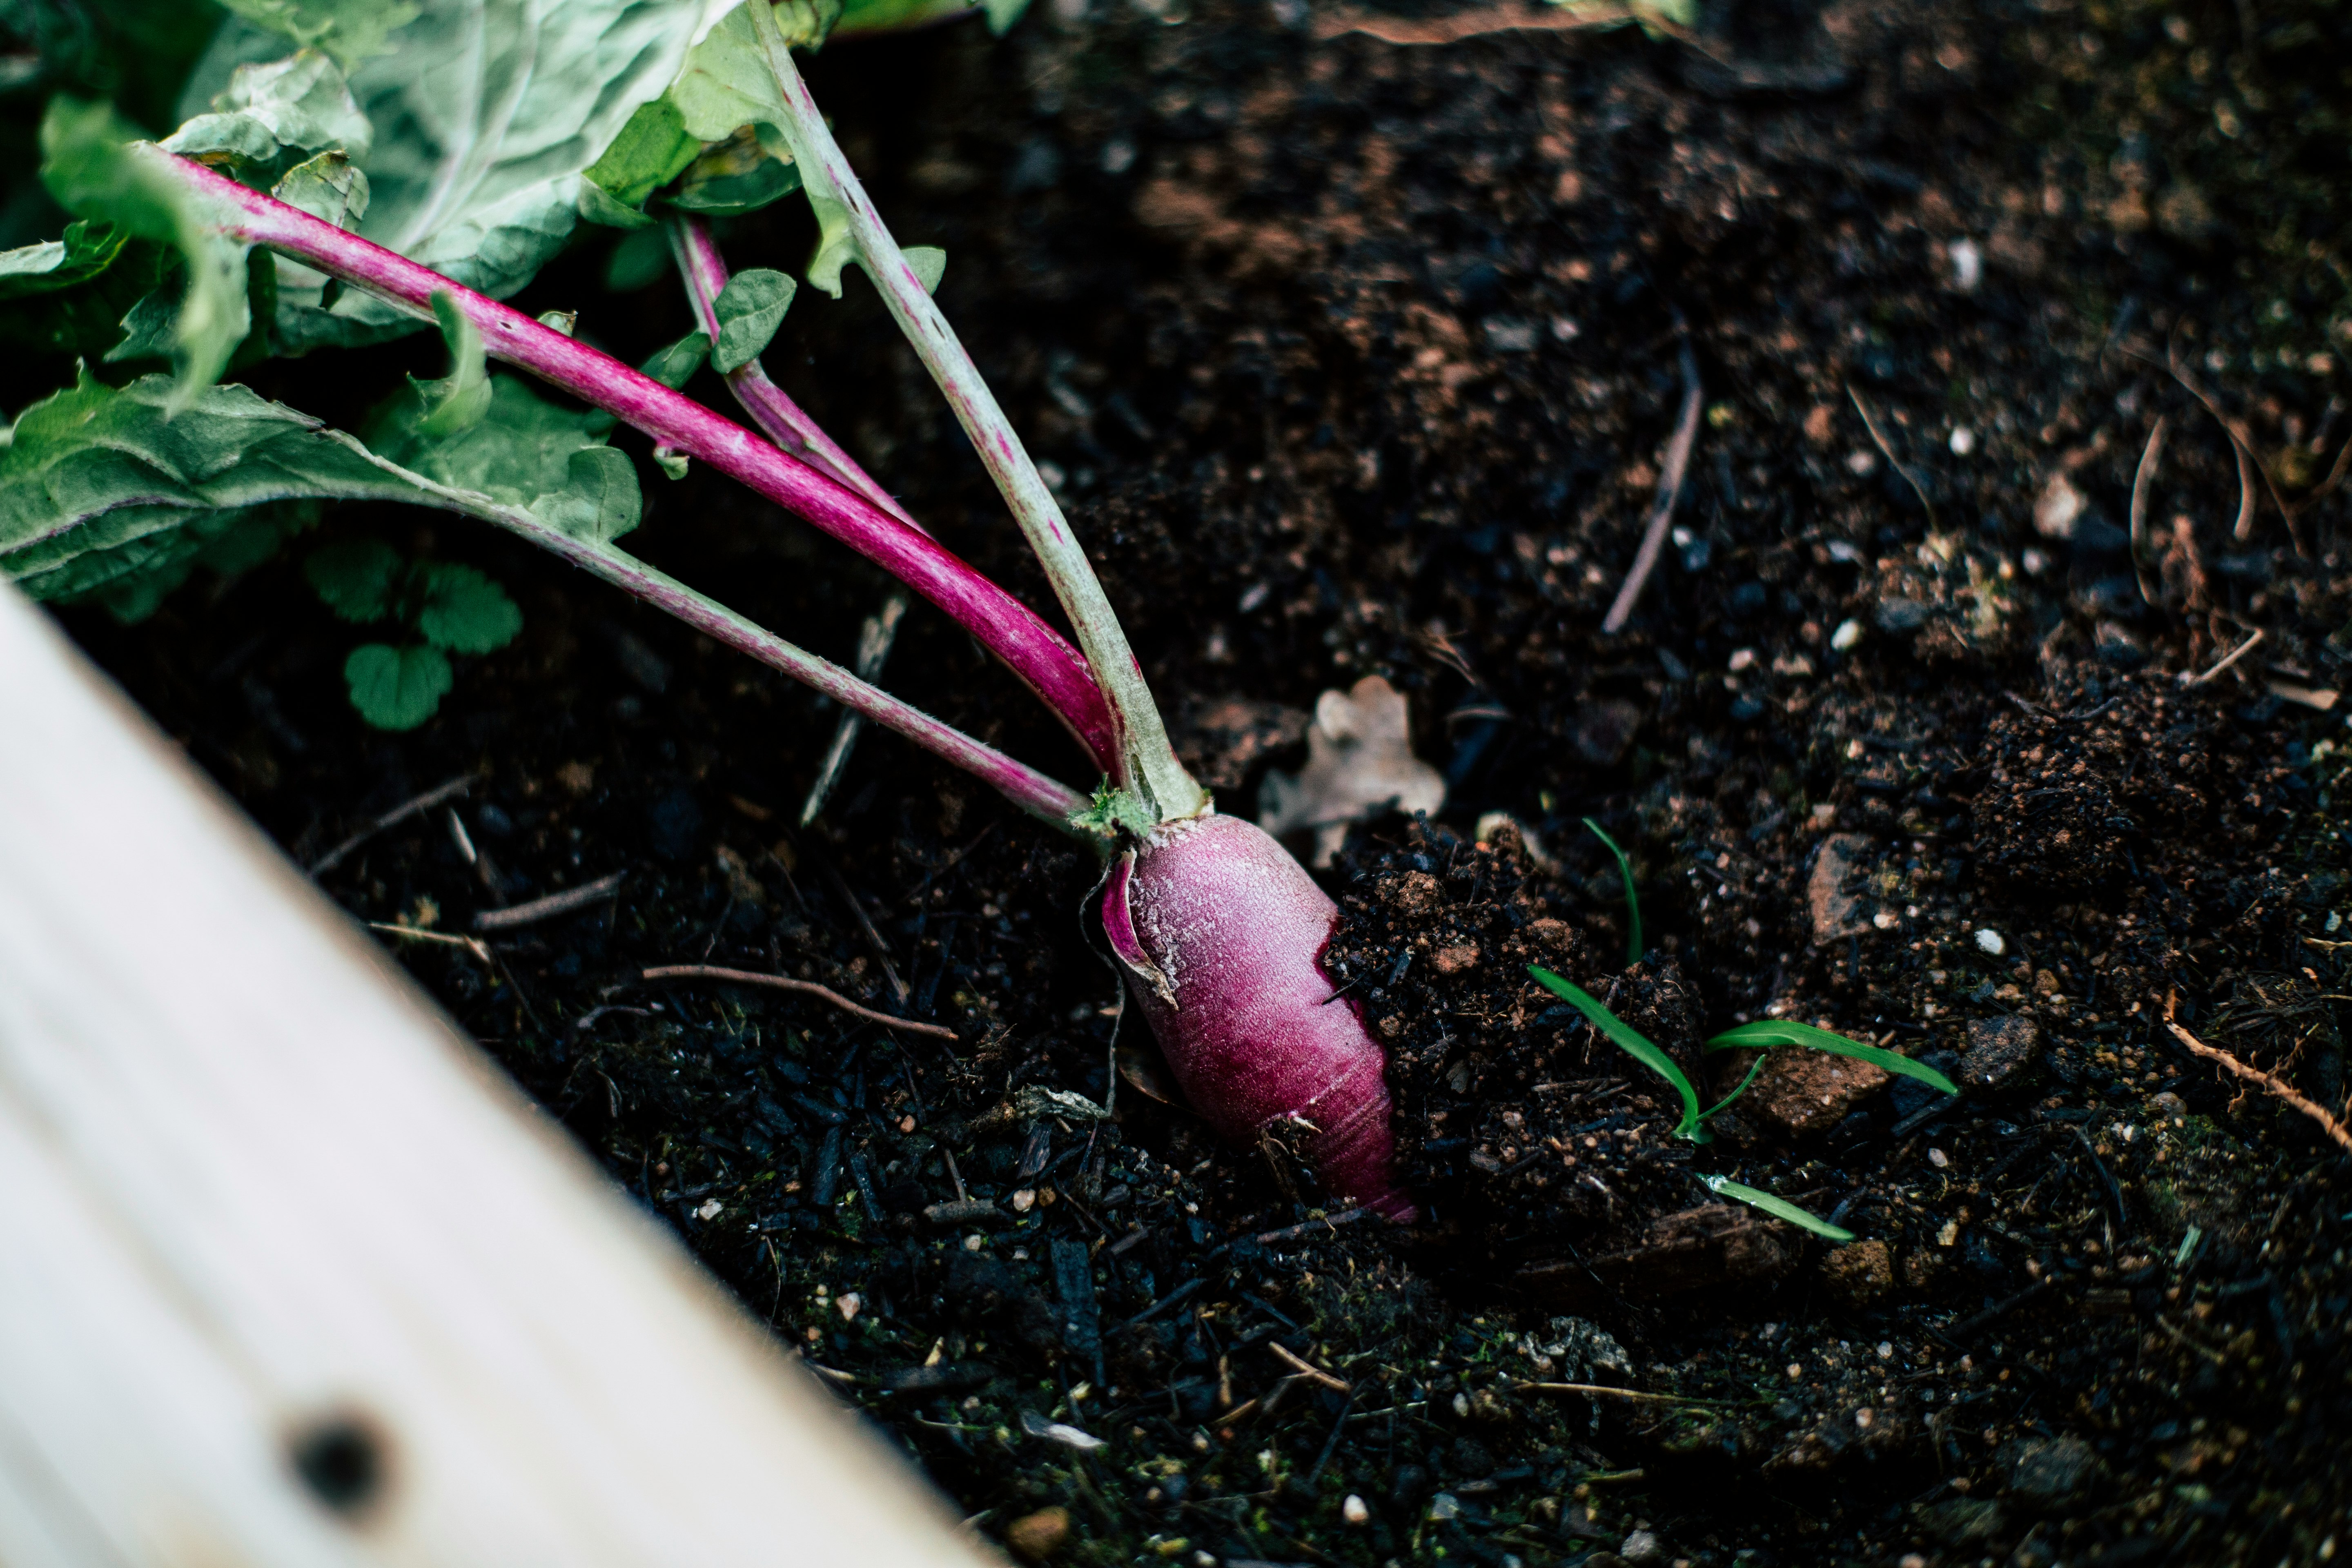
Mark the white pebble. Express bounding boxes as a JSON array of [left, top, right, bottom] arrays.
[[1728, 647, 1758, 672], [835, 1292, 862, 1322], [1947, 237, 1982, 291], [1830, 618, 1864, 652], [1928, 1148, 1950, 1168], [1975, 928, 2007, 956], [1343, 1494, 1371, 1526], [1949, 426, 1976, 455]]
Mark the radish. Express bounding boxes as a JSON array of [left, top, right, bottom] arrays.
[[12, 6, 1417, 1217]]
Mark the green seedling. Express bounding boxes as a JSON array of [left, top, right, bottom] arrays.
[[1528, 964, 1959, 1241], [1582, 816, 1642, 963], [305, 538, 521, 729]]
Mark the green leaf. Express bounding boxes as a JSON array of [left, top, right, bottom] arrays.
[[344, 641, 452, 728], [0, 220, 130, 300], [804, 188, 855, 298], [830, 0, 989, 36], [586, 95, 702, 209], [40, 96, 250, 407], [188, 0, 716, 350], [640, 330, 711, 390], [711, 267, 793, 373], [1701, 1174, 1856, 1243], [1703, 1020, 1961, 1097], [217, 0, 422, 71], [268, 151, 372, 316], [415, 289, 491, 438], [2, 370, 642, 615], [159, 49, 372, 182], [414, 561, 521, 652], [305, 537, 403, 620], [663, 128, 804, 216], [371, 375, 643, 547], [603, 227, 674, 292], [980, 0, 1029, 33], [1527, 966, 1706, 1142], [653, 445, 691, 481], [1582, 817, 1642, 964], [903, 245, 945, 296]]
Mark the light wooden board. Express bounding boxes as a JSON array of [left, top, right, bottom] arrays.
[[0, 582, 992, 1566]]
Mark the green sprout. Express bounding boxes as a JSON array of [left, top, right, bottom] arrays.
[[1582, 816, 1642, 964], [1526, 964, 1960, 1242]]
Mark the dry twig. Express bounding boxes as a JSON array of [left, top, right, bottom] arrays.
[[2127, 345, 2301, 553], [2182, 626, 2264, 686], [641, 964, 958, 1041], [367, 922, 493, 964], [2166, 1012, 2352, 1155], [1269, 1342, 1350, 1394], [1516, 1382, 1737, 1408], [2129, 415, 2168, 606], [308, 772, 482, 875], [1601, 332, 1703, 635], [474, 871, 627, 931], [1315, 2, 1653, 45], [1848, 385, 1938, 530]]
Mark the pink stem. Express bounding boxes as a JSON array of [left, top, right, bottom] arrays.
[[148, 150, 1118, 775], [667, 216, 914, 528]]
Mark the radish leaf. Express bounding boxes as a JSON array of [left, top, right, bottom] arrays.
[[343, 641, 452, 728], [712, 267, 795, 372], [1704, 1019, 1960, 1096]]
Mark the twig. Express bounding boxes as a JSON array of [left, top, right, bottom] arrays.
[[308, 772, 482, 875], [1601, 331, 1703, 635], [1248, 1207, 1372, 1246], [473, 871, 626, 931], [1269, 1342, 1350, 1394], [2182, 626, 2265, 686], [817, 860, 910, 1007], [801, 592, 908, 826], [2167, 1016, 2352, 1154], [2127, 344, 2302, 553], [2130, 415, 2168, 606], [367, 922, 493, 964], [639, 964, 959, 1041], [1315, 2, 1658, 45], [1515, 1382, 1737, 1408], [1847, 385, 1938, 530]]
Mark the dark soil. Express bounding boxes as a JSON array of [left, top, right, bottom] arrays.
[[35, 0, 2352, 1562]]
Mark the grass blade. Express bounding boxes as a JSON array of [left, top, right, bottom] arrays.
[[1704, 1019, 1959, 1097], [1702, 1174, 1855, 1242], [1528, 966, 1704, 1141], [1582, 817, 1642, 964]]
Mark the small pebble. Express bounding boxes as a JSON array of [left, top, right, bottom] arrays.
[[1949, 424, 1976, 454], [1429, 1493, 1462, 1522], [1975, 928, 2007, 956], [1830, 618, 1863, 652], [1928, 1147, 1950, 1168], [835, 1292, 862, 1321], [1005, 1506, 1072, 1562], [1343, 1494, 1371, 1526]]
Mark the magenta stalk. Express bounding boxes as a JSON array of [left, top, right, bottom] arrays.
[[744, 7, 1204, 821], [143, 149, 1118, 776], [327, 431, 1091, 830], [666, 214, 914, 528]]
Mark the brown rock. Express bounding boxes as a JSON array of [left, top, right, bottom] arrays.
[[1820, 1238, 1893, 1307], [1807, 834, 1878, 944], [1738, 1045, 1891, 1136], [1960, 1015, 2042, 1090], [1393, 870, 1443, 917], [1005, 1506, 1072, 1563], [1433, 942, 1481, 978], [1570, 699, 1645, 767]]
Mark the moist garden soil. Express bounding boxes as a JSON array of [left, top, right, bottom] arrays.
[[37, 0, 2352, 1561]]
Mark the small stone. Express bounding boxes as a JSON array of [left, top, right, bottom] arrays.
[[1739, 1045, 1892, 1137], [1819, 1238, 1894, 1307], [1830, 617, 1864, 652], [1343, 1494, 1371, 1526], [1808, 833, 1878, 943], [834, 1292, 861, 1322], [2034, 472, 2085, 539], [1428, 1492, 1462, 1522], [1960, 1015, 2043, 1090], [1620, 1528, 1666, 1566], [1432, 942, 1482, 978], [2009, 1435, 2101, 1508], [1006, 1506, 1072, 1562], [1975, 927, 2007, 956]]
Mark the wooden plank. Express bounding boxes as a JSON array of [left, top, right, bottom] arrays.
[[0, 584, 993, 1566]]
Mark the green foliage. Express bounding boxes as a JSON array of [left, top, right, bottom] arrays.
[[305, 536, 402, 619], [1525, 965, 1929, 1244], [1701, 1175, 1855, 1243], [1527, 967, 1705, 1141], [415, 562, 522, 652], [1072, 782, 1158, 841], [1704, 1020, 1961, 1098], [217, 0, 421, 71], [159, 48, 371, 182], [415, 290, 491, 437], [586, 95, 702, 209], [369, 375, 644, 547], [187, 0, 713, 348], [343, 641, 452, 729], [639, 330, 713, 390], [40, 95, 250, 405], [1548, 0, 1695, 40], [0, 218, 130, 298], [664, 127, 803, 217], [904, 245, 945, 296], [1582, 816, 1642, 963], [0, 219, 167, 358], [711, 266, 794, 373]]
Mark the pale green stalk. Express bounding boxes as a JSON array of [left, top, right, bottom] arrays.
[[744, 0, 1205, 821]]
